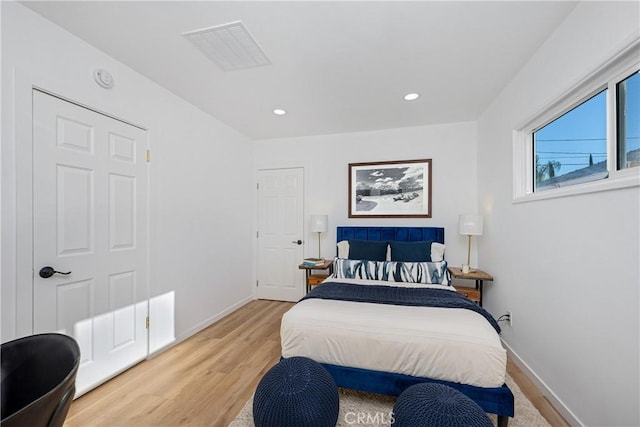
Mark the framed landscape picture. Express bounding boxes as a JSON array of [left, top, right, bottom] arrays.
[[348, 159, 432, 218]]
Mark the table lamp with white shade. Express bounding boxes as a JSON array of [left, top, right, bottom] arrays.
[[310, 214, 328, 259], [458, 214, 483, 274]]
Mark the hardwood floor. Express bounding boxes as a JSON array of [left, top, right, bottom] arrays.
[[65, 300, 568, 427], [506, 359, 570, 427]]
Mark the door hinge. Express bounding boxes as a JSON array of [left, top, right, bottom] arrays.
[[146, 150, 151, 162], [145, 316, 150, 329], [256, 182, 259, 190], [256, 280, 259, 287], [256, 231, 259, 238]]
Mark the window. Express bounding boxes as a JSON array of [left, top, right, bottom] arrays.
[[617, 71, 640, 170], [533, 91, 607, 191], [513, 39, 640, 201]]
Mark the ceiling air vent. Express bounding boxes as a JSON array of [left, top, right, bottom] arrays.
[[183, 21, 271, 71]]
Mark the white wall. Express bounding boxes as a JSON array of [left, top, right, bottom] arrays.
[[477, 2, 639, 426], [253, 122, 480, 269], [5, 2, 638, 424], [1, 2, 254, 351]]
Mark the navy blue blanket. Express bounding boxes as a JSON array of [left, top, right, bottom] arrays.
[[300, 282, 500, 333]]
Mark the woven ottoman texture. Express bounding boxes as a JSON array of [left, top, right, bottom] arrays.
[[393, 383, 493, 427], [253, 357, 339, 427]]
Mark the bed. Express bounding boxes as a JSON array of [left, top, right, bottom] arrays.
[[281, 226, 514, 426]]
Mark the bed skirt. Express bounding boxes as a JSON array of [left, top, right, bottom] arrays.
[[318, 362, 515, 418]]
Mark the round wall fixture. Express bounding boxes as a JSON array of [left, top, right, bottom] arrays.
[[93, 69, 114, 89]]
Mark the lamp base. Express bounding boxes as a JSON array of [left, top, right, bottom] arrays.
[[461, 264, 478, 274]]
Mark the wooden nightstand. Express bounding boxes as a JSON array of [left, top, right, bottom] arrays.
[[455, 287, 481, 305], [298, 259, 333, 293], [447, 266, 493, 307]]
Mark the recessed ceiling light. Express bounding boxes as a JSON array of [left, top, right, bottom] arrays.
[[404, 93, 420, 101], [273, 109, 287, 115]]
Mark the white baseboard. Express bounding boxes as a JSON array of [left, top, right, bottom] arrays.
[[501, 339, 583, 426], [148, 296, 254, 359]]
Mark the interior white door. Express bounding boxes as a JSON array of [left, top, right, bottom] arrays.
[[256, 168, 305, 301], [32, 90, 148, 396]]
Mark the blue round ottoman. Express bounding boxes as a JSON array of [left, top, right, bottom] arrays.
[[393, 383, 493, 427], [253, 357, 339, 427]]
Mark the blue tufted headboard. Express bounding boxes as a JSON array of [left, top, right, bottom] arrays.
[[336, 226, 444, 245]]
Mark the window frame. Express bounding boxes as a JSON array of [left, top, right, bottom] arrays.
[[513, 38, 640, 203], [615, 69, 640, 171]]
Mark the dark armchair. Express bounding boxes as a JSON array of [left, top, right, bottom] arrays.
[[1, 333, 81, 427]]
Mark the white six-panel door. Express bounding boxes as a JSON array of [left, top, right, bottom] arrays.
[[256, 168, 304, 302], [32, 90, 148, 396]]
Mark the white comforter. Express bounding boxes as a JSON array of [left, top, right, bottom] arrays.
[[280, 278, 506, 388]]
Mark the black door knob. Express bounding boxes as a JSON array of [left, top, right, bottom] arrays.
[[291, 240, 303, 245], [39, 266, 72, 279]]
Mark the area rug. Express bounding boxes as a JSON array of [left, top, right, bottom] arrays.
[[229, 374, 550, 427]]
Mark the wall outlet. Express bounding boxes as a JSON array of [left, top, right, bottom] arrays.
[[507, 310, 513, 327]]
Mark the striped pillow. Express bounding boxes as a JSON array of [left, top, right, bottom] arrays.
[[333, 258, 450, 286]]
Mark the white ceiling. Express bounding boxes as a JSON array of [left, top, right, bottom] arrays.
[[22, 1, 577, 140]]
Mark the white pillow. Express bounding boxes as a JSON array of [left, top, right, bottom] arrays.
[[337, 240, 350, 259], [431, 242, 445, 262]]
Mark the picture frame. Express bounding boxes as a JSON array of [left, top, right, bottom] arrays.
[[348, 159, 432, 218]]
